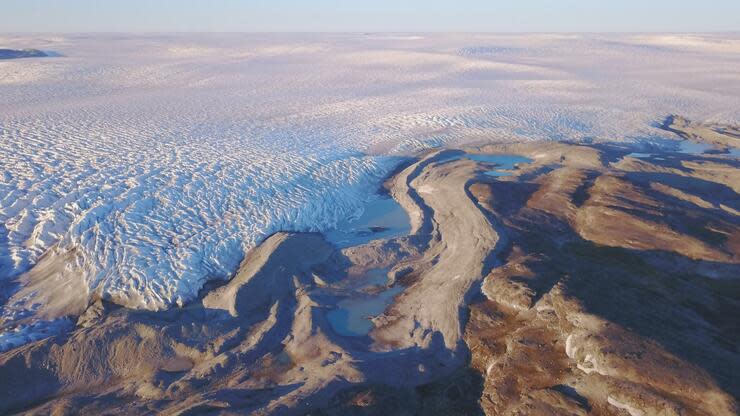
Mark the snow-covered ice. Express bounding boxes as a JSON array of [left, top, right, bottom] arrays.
[[1, 33, 739, 327]]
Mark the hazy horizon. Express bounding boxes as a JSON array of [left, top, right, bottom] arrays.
[[2, 0, 740, 33], [4, 31, 740, 34]]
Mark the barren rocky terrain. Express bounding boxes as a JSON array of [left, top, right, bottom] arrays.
[[0, 118, 738, 415]]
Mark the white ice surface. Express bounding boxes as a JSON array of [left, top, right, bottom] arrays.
[[0, 318, 72, 352], [1, 33, 739, 317]]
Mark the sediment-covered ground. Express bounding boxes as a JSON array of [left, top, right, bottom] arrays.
[[0, 119, 737, 415]]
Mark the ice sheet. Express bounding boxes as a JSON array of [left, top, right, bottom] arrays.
[[1, 33, 739, 317]]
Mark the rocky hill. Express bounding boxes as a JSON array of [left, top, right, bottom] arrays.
[[0, 119, 738, 415]]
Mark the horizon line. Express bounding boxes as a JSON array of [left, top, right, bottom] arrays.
[[3, 30, 740, 35]]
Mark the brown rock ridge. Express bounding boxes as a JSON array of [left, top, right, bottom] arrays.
[[662, 115, 740, 153], [0, 117, 738, 415], [464, 138, 738, 415]]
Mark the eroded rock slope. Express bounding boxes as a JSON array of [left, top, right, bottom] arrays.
[[0, 119, 738, 415]]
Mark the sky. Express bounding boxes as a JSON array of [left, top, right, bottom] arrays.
[[1, 0, 739, 33]]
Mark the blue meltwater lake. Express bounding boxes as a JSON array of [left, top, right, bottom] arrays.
[[437, 152, 533, 177], [324, 195, 409, 337], [324, 195, 411, 248], [466, 153, 533, 177], [326, 268, 403, 337]]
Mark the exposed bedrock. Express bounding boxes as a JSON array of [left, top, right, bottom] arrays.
[[0, 118, 739, 415]]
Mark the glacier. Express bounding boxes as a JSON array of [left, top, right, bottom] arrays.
[[1, 33, 739, 323]]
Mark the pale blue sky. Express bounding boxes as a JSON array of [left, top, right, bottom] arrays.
[[2, 0, 739, 32]]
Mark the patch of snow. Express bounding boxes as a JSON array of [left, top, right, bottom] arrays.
[[608, 396, 646, 416], [417, 185, 436, 194], [565, 334, 577, 358], [486, 361, 495, 376]]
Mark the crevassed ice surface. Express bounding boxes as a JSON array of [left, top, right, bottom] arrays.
[[1, 33, 740, 312]]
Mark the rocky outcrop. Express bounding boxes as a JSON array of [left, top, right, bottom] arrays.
[[0, 120, 738, 415], [463, 138, 738, 416], [662, 115, 740, 152]]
